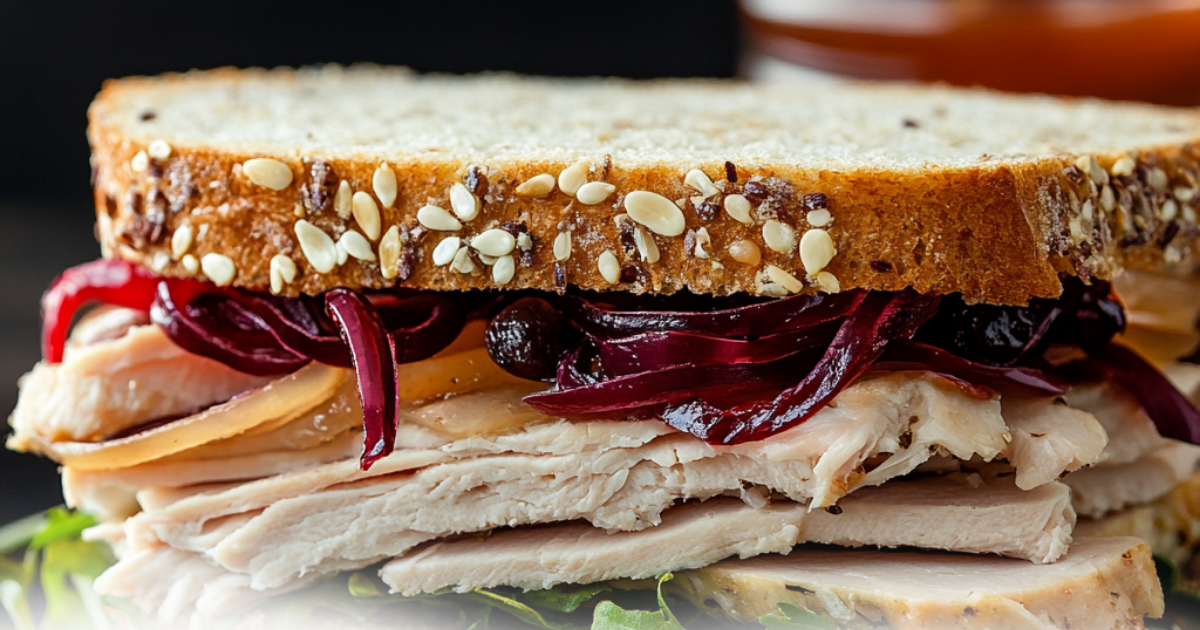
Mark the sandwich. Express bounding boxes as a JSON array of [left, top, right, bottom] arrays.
[[7, 66, 1200, 629]]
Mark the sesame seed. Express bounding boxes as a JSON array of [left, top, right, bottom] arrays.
[[181, 254, 199, 275], [351, 192, 382, 240], [373, 163, 397, 208], [148, 140, 172, 160], [598, 251, 620, 284], [477, 253, 499, 266], [449, 182, 479, 221], [758, 282, 789, 297], [379, 226, 402, 280], [728, 239, 761, 265], [171, 224, 194, 260], [293, 203, 305, 218], [624, 190, 686, 237], [684, 169, 720, 199], [806, 209, 832, 227], [338, 231, 377, 262], [242, 158, 294, 190], [201, 253, 237, 287], [1148, 167, 1169, 192], [294, 219, 338, 273], [762, 220, 797, 254], [471, 228, 517, 257], [131, 151, 149, 173], [335, 240, 349, 266], [799, 229, 837, 275], [149, 252, 169, 273], [515, 173, 556, 197], [1162, 199, 1179, 222], [558, 162, 589, 196], [553, 231, 572, 261], [765, 265, 803, 294], [492, 255, 516, 285], [1074, 155, 1108, 186], [633, 226, 660, 263], [723, 194, 753, 225], [694, 227, 712, 259], [1175, 187, 1197, 203], [815, 271, 841, 294], [1100, 185, 1115, 213], [451, 246, 477, 274], [576, 182, 616, 205], [334, 181, 353, 219], [1111, 156, 1136, 177], [1082, 199, 1094, 222], [417, 205, 463, 232], [269, 255, 297, 294], [433, 237, 461, 266]]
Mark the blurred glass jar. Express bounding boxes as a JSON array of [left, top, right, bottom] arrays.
[[740, 0, 1200, 104]]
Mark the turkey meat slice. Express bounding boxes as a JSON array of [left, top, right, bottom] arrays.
[[1065, 440, 1200, 518]]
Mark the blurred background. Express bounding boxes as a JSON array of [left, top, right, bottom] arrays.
[[2, 0, 1198, 523]]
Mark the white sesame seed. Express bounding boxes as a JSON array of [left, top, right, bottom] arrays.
[[634, 226, 661, 263], [1162, 199, 1179, 222], [765, 265, 804, 294], [492, 255, 516, 285], [598, 251, 620, 284], [433, 237, 461, 266], [451, 246, 477, 274], [762, 220, 797, 254], [471, 229, 517, 257], [293, 203, 306, 218], [449, 182, 479, 221], [181, 254, 199, 275], [269, 255, 296, 294], [1111, 156, 1137, 177], [379, 226, 402, 280], [683, 169, 720, 199], [242, 158, 293, 190], [335, 240, 349, 266], [170, 224, 194, 260], [515, 173, 556, 197], [351, 192, 382, 240], [201, 253, 237, 287], [373, 163, 397, 208], [1100, 185, 1115, 213], [416, 205, 462, 232], [131, 151, 149, 173], [553, 231, 572, 261], [728, 239, 761, 265], [338, 231, 377, 262], [806, 209, 832, 227], [624, 190, 686, 237], [477, 253, 498, 266], [334, 181, 353, 219], [694, 227, 712, 259], [294, 220, 338, 273], [723, 194, 753, 225], [1082, 200, 1095, 222], [1175, 187, 1197, 203], [1068, 215, 1086, 242], [1148, 167, 1169, 192], [799, 229, 837, 275], [1074, 155, 1108, 186], [149, 252, 169, 273], [147, 140, 172, 160], [1185, 205, 1198, 224], [815, 271, 841, 294], [576, 182, 616, 206], [758, 282, 789, 297], [558, 162, 589, 196]]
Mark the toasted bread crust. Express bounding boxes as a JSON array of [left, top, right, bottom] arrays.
[[88, 70, 1200, 305]]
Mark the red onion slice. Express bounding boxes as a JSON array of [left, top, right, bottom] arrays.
[[873, 341, 1069, 397]]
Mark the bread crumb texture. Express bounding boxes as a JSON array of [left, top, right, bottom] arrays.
[[88, 66, 1200, 304]]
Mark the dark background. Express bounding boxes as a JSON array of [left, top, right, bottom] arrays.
[[0, 0, 741, 523]]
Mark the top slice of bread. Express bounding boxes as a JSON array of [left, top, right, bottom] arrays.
[[87, 66, 1200, 304]]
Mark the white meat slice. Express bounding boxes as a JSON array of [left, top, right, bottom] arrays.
[[1000, 397, 1106, 490], [1063, 381, 1165, 466], [1075, 472, 1200, 565], [379, 475, 1075, 595], [676, 537, 1163, 629], [1065, 440, 1200, 518], [9, 324, 269, 445]]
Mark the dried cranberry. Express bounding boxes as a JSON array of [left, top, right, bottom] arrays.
[[486, 298, 572, 381]]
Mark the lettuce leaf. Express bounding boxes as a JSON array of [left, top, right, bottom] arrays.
[[758, 603, 837, 629], [592, 573, 685, 630]]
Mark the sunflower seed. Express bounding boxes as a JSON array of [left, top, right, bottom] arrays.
[[625, 190, 686, 237], [243, 158, 294, 190], [799, 229, 836, 274]]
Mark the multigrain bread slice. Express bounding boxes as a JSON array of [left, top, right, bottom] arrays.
[[88, 66, 1200, 304]]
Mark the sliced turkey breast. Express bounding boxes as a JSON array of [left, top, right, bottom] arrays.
[[1076, 473, 1200, 565], [675, 537, 1162, 630], [1065, 440, 1200, 518]]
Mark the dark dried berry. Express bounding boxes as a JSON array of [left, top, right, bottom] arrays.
[[485, 298, 571, 381], [139, 111, 157, 121], [870, 260, 894, 273], [742, 180, 768, 203], [724, 161, 738, 183], [825, 505, 843, 515], [104, 194, 118, 217], [553, 262, 567, 292], [619, 265, 641, 284], [500, 221, 525, 237], [618, 222, 637, 256], [804, 192, 829, 210], [465, 165, 489, 197], [147, 161, 164, 179], [1161, 221, 1181, 247], [695, 200, 720, 222]]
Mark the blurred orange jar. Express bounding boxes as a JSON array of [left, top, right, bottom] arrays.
[[741, 0, 1200, 104]]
